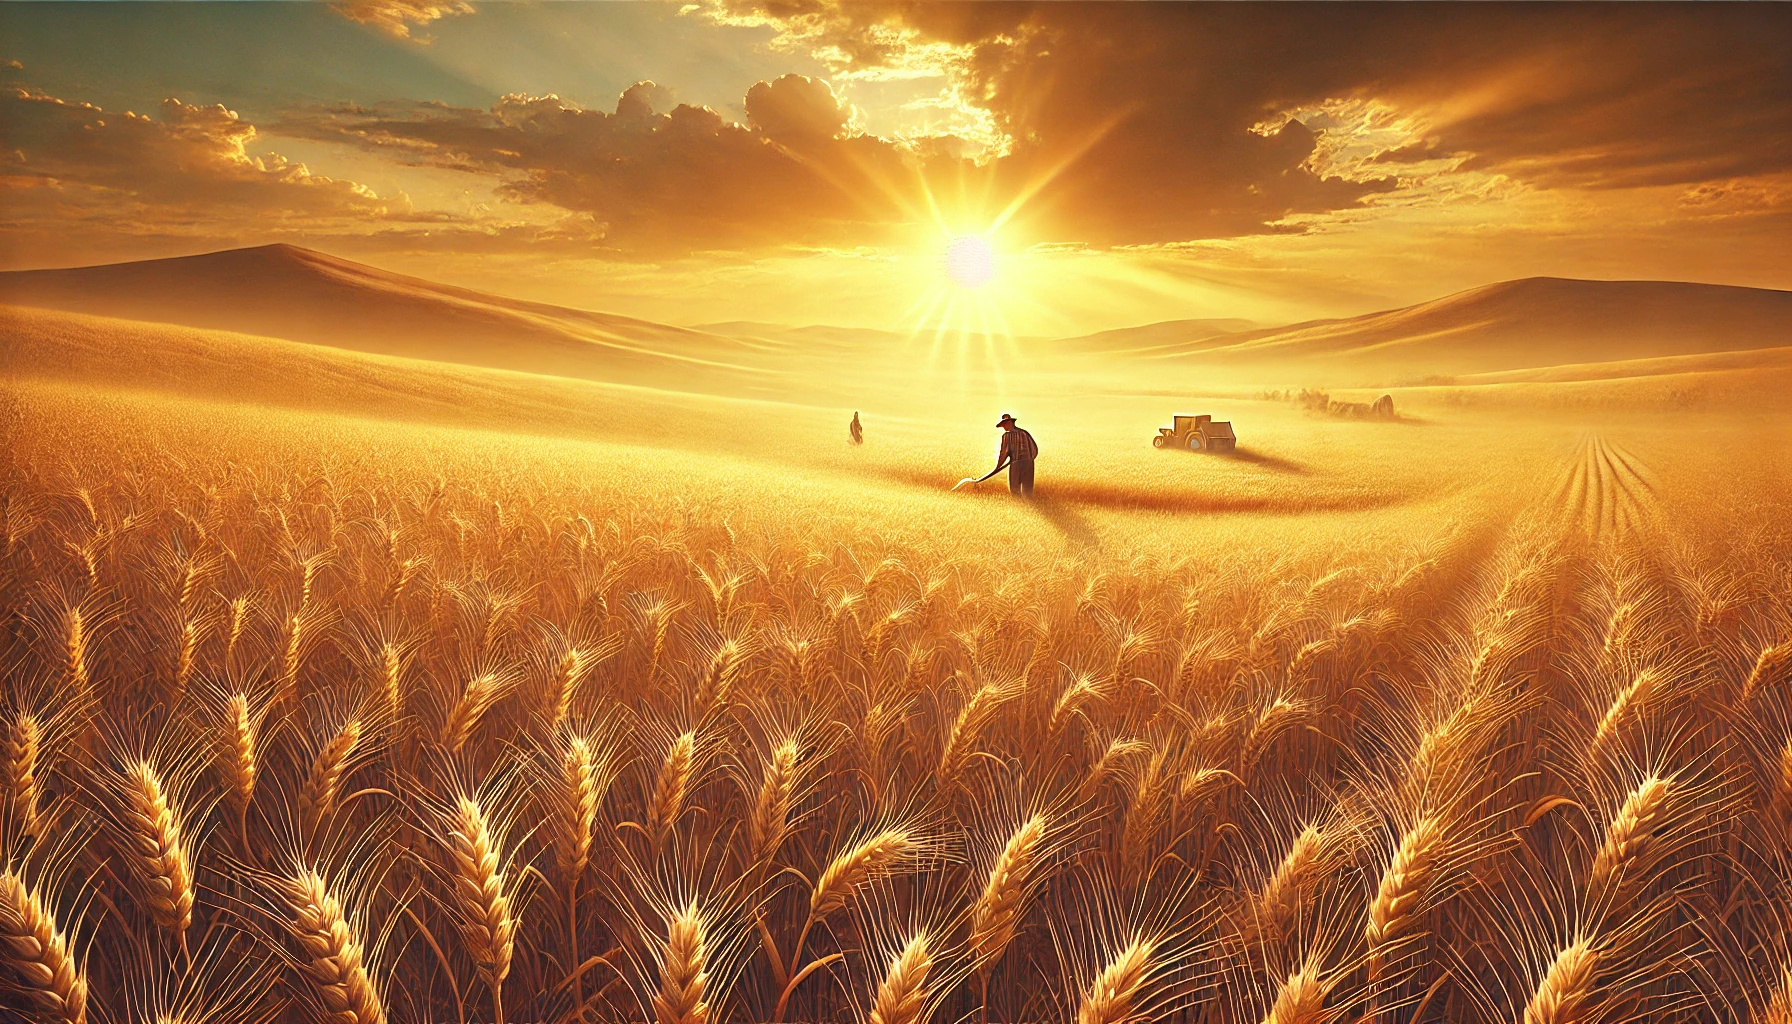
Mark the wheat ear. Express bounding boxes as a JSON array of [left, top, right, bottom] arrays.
[[280, 869, 387, 1024], [63, 607, 89, 702], [1076, 936, 1156, 1024], [1522, 938, 1598, 1024], [811, 829, 917, 918], [1260, 965, 1331, 1024], [4, 712, 43, 838], [694, 639, 745, 719], [122, 760, 195, 939], [649, 731, 696, 845], [553, 736, 601, 883], [277, 612, 307, 704], [968, 814, 1047, 972], [1365, 814, 1442, 981], [749, 738, 800, 866], [1756, 964, 1792, 1024], [0, 871, 87, 1024], [172, 616, 201, 703], [379, 643, 405, 726], [447, 795, 516, 1022], [1588, 775, 1671, 913], [549, 647, 586, 728], [1248, 825, 1327, 948], [651, 902, 711, 1024], [1588, 668, 1659, 768], [221, 692, 258, 817], [441, 672, 503, 752], [1743, 640, 1792, 703], [300, 719, 363, 839], [868, 932, 933, 1024]]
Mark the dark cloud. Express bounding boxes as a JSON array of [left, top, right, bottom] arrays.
[[733, 3, 1791, 190], [745, 74, 851, 141]]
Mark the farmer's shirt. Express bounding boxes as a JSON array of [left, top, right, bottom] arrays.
[[1000, 428, 1038, 466]]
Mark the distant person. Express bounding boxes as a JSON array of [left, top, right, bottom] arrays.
[[850, 411, 864, 446], [992, 413, 1038, 497]]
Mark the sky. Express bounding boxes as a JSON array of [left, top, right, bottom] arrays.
[[2, 1, 1789, 336]]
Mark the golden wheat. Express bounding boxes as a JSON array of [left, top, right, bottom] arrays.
[[0, 871, 87, 1024], [279, 869, 387, 1024]]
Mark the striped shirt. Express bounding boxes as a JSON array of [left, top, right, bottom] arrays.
[[1000, 427, 1038, 465]]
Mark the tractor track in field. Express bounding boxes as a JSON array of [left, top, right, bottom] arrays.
[[1549, 432, 1660, 539]]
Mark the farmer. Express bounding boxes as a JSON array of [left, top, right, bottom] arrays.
[[850, 411, 864, 446], [992, 413, 1038, 497]]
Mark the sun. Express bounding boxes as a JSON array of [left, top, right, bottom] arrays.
[[944, 234, 995, 288]]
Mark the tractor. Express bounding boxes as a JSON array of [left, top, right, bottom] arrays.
[[1154, 414, 1237, 452]]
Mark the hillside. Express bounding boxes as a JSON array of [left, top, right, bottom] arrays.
[[0, 244, 789, 395], [1053, 317, 1260, 355], [1075, 278, 1792, 383]]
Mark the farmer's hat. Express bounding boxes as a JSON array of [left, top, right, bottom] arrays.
[[996, 413, 1017, 427]]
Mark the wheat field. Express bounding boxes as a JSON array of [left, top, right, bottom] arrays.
[[2, 380, 1791, 1024]]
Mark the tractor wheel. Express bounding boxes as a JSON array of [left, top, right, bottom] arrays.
[[1187, 434, 1204, 451], [1153, 435, 1168, 449]]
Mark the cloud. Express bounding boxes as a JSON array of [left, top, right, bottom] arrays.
[[279, 65, 1395, 253], [277, 79, 963, 252], [0, 86, 435, 266], [745, 74, 853, 141], [331, 0, 472, 40], [0, 88, 404, 219], [692, 3, 1792, 235]]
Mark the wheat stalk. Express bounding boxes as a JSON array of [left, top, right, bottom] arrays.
[[812, 829, 916, 918], [651, 902, 711, 1024], [1365, 814, 1441, 982], [62, 606, 88, 702], [968, 814, 1047, 972], [279, 869, 387, 1024], [553, 735, 602, 883], [441, 671, 503, 752], [1246, 825, 1328, 949], [1076, 936, 1156, 1024], [220, 692, 259, 851], [549, 647, 587, 728], [4, 711, 43, 838], [868, 932, 933, 1024], [1742, 640, 1792, 703], [1522, 938, 1598, 1024], [299, 718, 363, 839], [121, 760, 195, 940], [1588, 775, 1671, 913], [1588, 667, 1659, 768], [648, 730, 696, 845], [446, 796, 517, 1024], [0, 871, 87, 1024], [749, 738, 800, 866], [1260, 965, 1332, 1024]]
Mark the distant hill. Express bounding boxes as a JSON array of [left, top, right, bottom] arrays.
[[1070, 278, 1792, 384], [0, 244, 787, 394], [1053, 318, 1260, 355]]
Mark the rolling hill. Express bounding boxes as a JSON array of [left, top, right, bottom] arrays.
[[0, 243, 790, 395], [1063, 277, 1792, 384], [6, 246, 1790, 394]]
